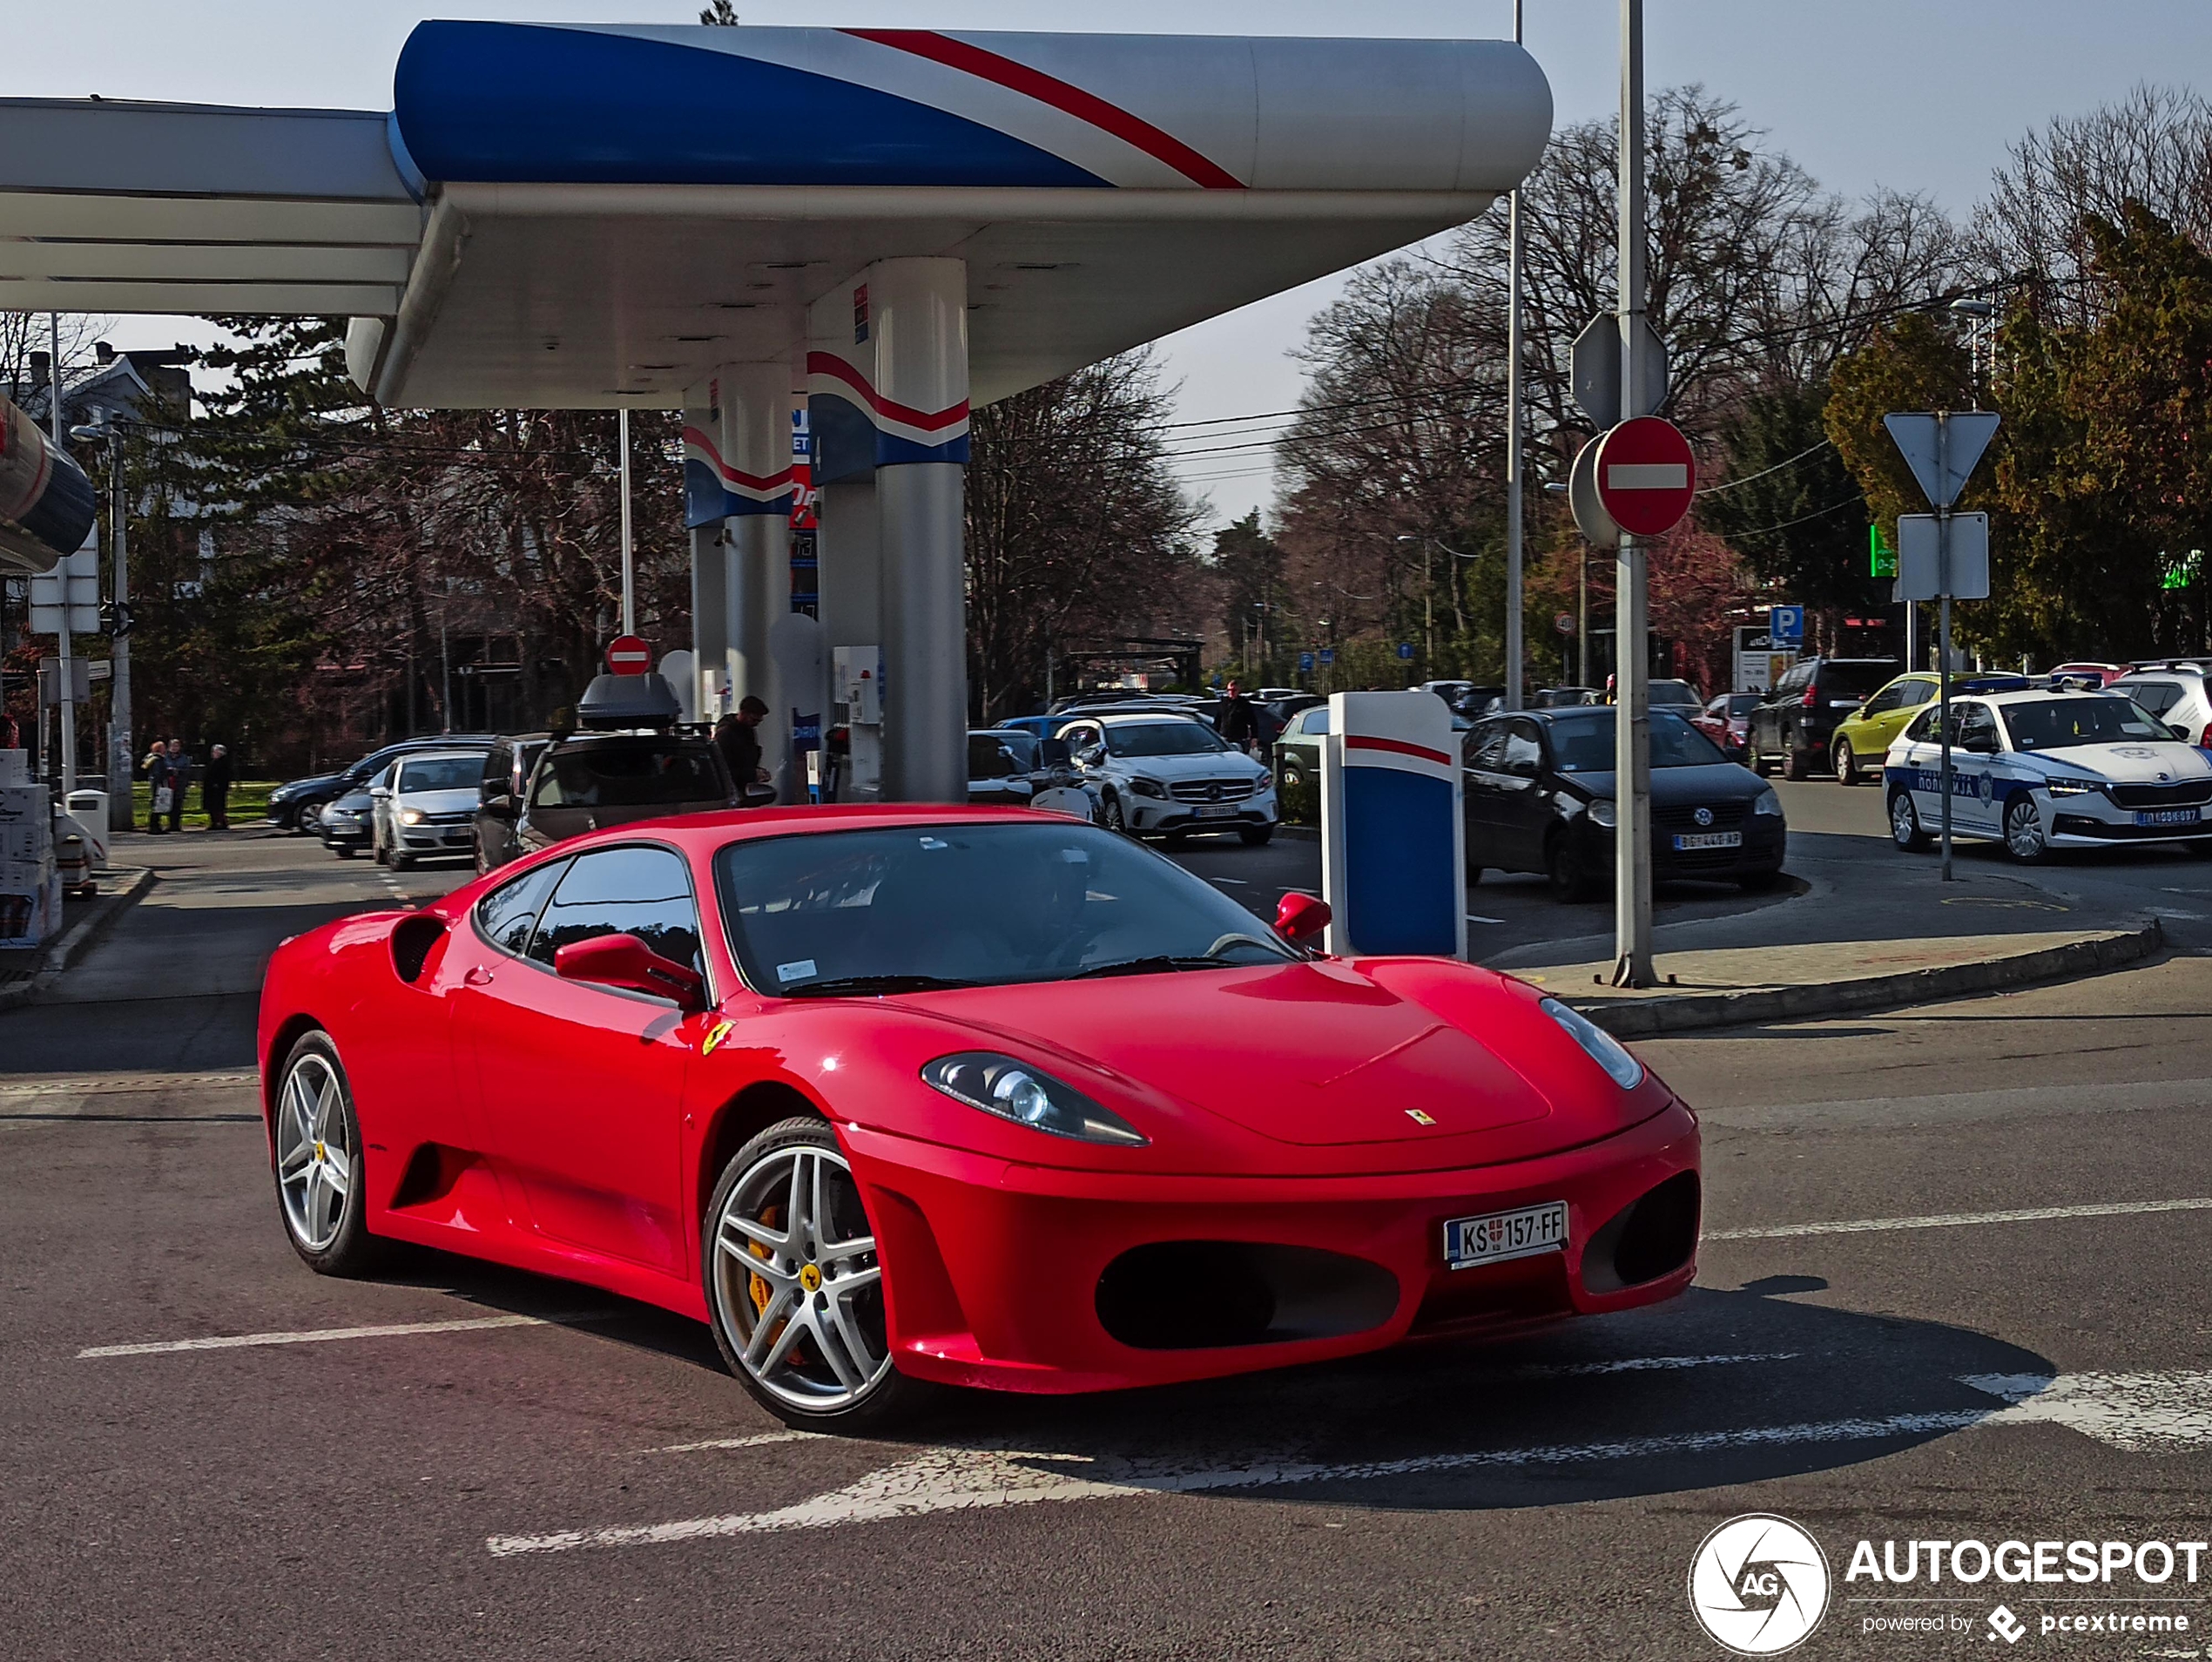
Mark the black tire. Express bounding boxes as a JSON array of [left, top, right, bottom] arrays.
[[1548, 834, 1592, 903], [1745, 739, 1769, 777], [1279, 763, 1307, 792], [270, 1030, 383, 1276], [1889, 790, 1932, 853], [1782, 740, 1809, 782], [702, 1116, 930, 1433], [1238, 824, 1273, 847], [1102, 794, 1131, 835], [391, 849, 415, 871], [1834, 739, 1860, 786], [333, 843, 355, 859], [1737, 868, 1784, 892]]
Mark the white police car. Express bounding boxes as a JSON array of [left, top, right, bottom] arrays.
[[1885, 687, 2212, 861]]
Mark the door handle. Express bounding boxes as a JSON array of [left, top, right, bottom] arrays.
[[463, 965, 495, 987]]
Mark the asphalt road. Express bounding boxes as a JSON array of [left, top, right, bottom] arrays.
[[4, 821, 2211, 1659]]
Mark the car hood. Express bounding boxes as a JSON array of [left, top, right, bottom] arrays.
[[397, 787, 482, 814], [1109, 750, 1266, 780], [1554, 762, 1764, 801], [273, 774, 341, 801], [2015, 741, 2212, 783], [910, 960, 1556, 1148]]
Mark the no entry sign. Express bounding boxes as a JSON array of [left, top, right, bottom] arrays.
[[1594, 416, 1696, 537], [605, 634, 652, 675]]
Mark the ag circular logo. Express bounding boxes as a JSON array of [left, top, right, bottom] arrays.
[[1688, 1514, 1830, 1655], [1693, 806, 1714, 828]]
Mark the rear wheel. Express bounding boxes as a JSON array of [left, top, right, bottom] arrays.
[[1745, 739, 1769, 777], [704, 1116, 923, 1432], [272, 1032, 381, 1276], [1278, 761, 1307, 793], [1890, 791, 1932, 853], [1834, 739, 1861, 786], [1782, 739, 1809, 781]]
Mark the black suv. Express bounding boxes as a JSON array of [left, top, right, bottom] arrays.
[[1747, 659, 1899, 780], [471, 733, 551, 875], [477, 731, 735, 873]]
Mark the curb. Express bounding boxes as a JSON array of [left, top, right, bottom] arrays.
[[1561, 918, 2165, 1038], [0, 867, 156, 1012]]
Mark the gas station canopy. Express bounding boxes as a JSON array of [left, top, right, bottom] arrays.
[[0, 22, 1551, 409]]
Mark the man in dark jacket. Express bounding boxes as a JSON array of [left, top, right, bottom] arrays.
[[1216, 679, 1259, 755], [203, 744, 233, 830], [716, 696, 771, 800], [164, 739, 191, 833]]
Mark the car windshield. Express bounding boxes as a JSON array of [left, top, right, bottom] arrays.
[[531, 742, 725, 807], [396, 755, 486, 794], [1104, 720, 1229, 758], [1546, 710, 1730, 771], [716, 821, 1298, 994], [2000, 697, 2172, 751], [1727, 693, 1763, 715], [1650, 682, 1700, 706]]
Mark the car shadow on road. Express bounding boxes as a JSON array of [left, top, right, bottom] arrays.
[[391, 1251, 2049, 1507]]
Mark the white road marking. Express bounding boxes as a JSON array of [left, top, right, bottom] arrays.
[[1467, 914, 1506, 924], [486, 1409, 1986, 1556], [1707, 1196, 2212, 1240], [1960, 1372, 2212, 1454], [650, 1431, 827, 1455], [1500, 1352, 1796, 1379], [1208, 877, 1250, 886], [79, 1309, 604, 1358]]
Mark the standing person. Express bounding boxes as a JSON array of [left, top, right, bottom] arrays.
[[1216, 679, 1259, 756], [145, 740, 172, 834], [716, 696, 771, 801], [165, 739, 192, 833], [203, 743, 233, 830]]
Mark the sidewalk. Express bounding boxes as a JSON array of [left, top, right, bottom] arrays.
[[0, 865, 157, 1010], [1490, 827, 2168, 1036]]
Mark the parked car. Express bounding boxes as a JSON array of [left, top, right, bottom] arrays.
[[1272, 702, 1332, 791], [1884, 688, 2212, 861], [1531, 686, 1600, 707], [968, 729, 1040, 807], [496, 731, 737, 863], [319, 780, 377, 858], [2112, 662, 2212, 748], [1462, 707, 1785, 901], [1746, 658, 1901, 780], [369, 747, 495, 869], [2047, 661, 2129, 691], [1054, 711, 1278, 844], [473, 733, 552, 875], [995, 701, 1216, 742], [266, 733, 502, 832], [1692, 691, 1764, 762], [1826, 672, 1940, 786]]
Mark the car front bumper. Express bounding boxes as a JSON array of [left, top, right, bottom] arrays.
[[1566, 815, 1786, 882], [320, 817, 369, 848], [1126, 791, 1278, 834], [842, 1099, 1700, 1395]]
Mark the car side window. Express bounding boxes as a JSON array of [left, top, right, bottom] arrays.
[[1901, 680, 1937, 707], [1957, 703, 1998, 750], [1503, 720, 1542, 776], [1464, 720, 1508, 771], [2125, 680, 2187, 718], [526, 846, 703, 976], [1861, 685, 1902, 717], [1905, 706, 1940, 743], [481, 746, 509, 794], [477, 859, 567, 957], [1295, 707, 1329, 736]]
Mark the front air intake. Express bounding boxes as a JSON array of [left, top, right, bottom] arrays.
[[1095, 1241, 1399, 1351], [1581, 1171, 1701, 1294]]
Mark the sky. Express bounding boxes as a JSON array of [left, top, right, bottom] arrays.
[[10, 1, 2211, 528]]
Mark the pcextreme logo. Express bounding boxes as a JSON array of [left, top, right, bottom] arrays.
[[1689, 1514, 1833, 1655]]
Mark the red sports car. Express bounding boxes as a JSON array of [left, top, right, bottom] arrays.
[[257, 806, 1700, 1429]]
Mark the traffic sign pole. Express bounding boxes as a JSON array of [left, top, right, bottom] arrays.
[[1938, 417, 1953, 881], [1613, 0, 1655, 991]]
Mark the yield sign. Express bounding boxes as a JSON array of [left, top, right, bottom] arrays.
[[605, 633, 652, 675], [1884, 411, 2000, 510], [1594, 416, 1696, 537]]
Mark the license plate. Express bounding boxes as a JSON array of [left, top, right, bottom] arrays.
[[1443, 1200, 1568, 1270], [1194, 804, 1238, 819], [2137, 807, 2201, 827], [1671, 830, 1742, 850]]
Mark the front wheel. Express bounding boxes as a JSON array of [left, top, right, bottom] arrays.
[[2003, 796, 2049, 863], [1834, 739, 1860, 786], [1278, 762, 1307, 793], [1548, 834, 1592, 903], [272, 1031, 381, 1275], [704, 1117, 924, 1431], [1238, 824, 1273, 847], [1102, 794, 1130, 835], [1890, 791, 1932, 853]]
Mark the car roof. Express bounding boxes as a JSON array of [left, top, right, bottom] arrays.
[[1959, 687, 2134, 707], [395, 747, 492, 764], [1089, 711, 1213, 726]]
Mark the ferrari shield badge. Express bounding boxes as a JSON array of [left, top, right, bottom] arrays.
[[701, 1018, 736, 1057]]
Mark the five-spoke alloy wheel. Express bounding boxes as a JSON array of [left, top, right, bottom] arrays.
[[272, 1031, 380, 1274], [705, 1117, 919, 1429]]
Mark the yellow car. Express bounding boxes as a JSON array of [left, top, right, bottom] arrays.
[[1829, 672, 1940, 785]]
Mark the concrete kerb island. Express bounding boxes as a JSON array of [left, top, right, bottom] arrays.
[[0, 865, 155, 1011]]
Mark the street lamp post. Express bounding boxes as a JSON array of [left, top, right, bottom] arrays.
[[1612, 0, 1656, 988], [1504, 0, 1527, 712]]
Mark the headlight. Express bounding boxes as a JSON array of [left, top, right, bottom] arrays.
[[1588, 799, 1618, 828], [398, 807, 425, 826], [1129, 777, 1168, 800], [2044, 776, 2100, 797], [921, 1052, 1148, 1145], [1751, 787, 1784, 816], [1539, 997, 1645, 1091]]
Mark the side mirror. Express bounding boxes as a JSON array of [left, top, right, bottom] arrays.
[[554, 933, 708, 1010], [1275, 892, 1332, 944], [368, 785, 391, 800], [2171, 723, 2192, 742], [1076, 745, 1104, 767], [1038, 736, 1072, 768], [482, 792, 515, 816]]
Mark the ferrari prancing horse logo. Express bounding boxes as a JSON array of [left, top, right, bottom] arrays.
[[701, 1019, 736, 1056], [1405, 1109, 1437, 1126]]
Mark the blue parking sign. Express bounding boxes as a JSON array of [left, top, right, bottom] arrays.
[[1318, 649, 1335, 666], [1298, 651, 1314, 672], [1396, 643, 1414, 660], [1770, 605, 1804, 646]]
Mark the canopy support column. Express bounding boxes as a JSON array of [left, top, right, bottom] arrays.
[[719, 362, 797, 794], [809, 280, 883, 801]]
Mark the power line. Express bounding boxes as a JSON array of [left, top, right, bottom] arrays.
[[1695, 436, 1834, 496]]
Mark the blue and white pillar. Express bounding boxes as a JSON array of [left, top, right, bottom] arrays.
[[808, 279, 882, 800], [681, 399, 730, 718], [868, 257, 970, 805], [718, 362, 798, 791]]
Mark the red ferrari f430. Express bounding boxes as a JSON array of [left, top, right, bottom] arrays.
[[257, 807, 1700, 1429]]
